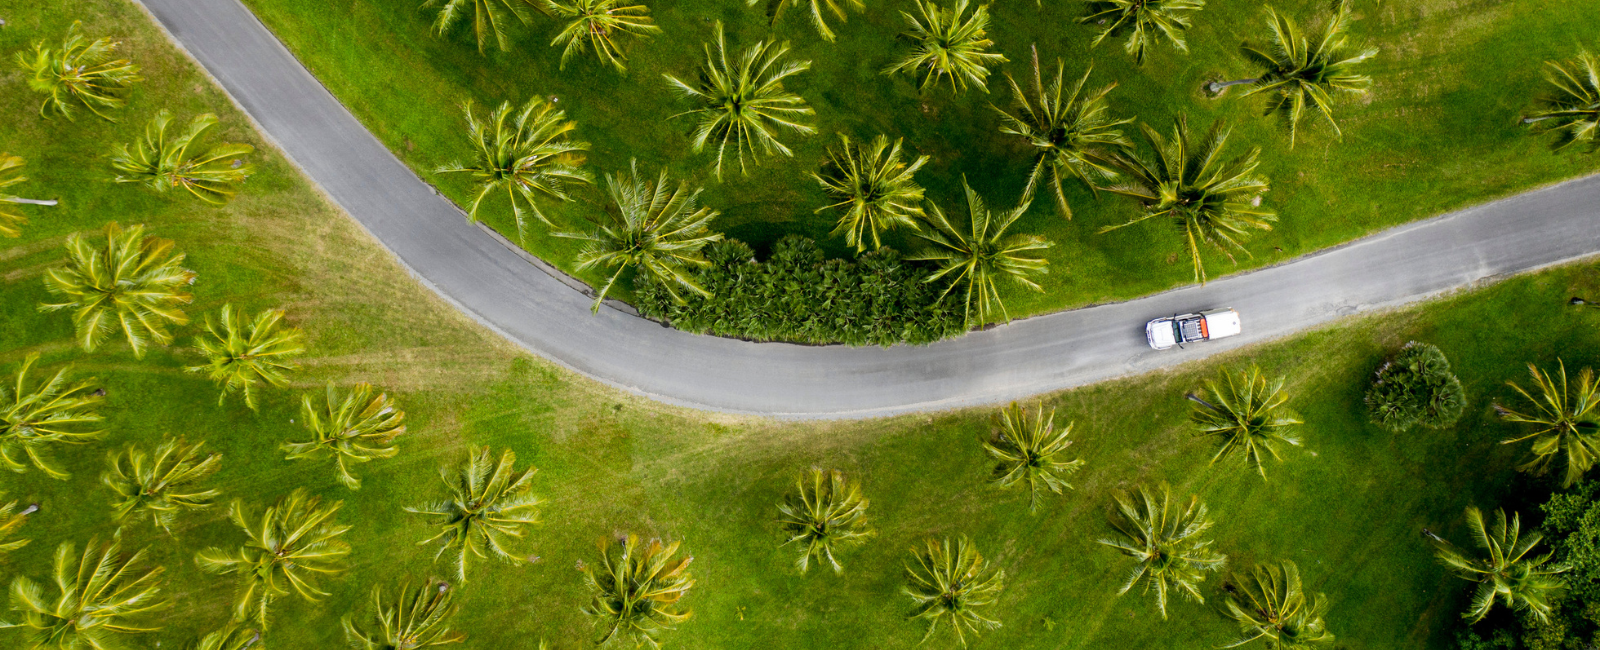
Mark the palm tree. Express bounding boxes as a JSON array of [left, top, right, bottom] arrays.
[[1079, 0, 1205, 65], [581, 533, 695, 649], [343, 579, 466, 649], [909, 177, 1051, 326], [283, 383, 406, 490], [0, 496, 37, 555], [1496, 360, 1600, 487], [546, 0, 660, 72], [1, 154, 57, 239], [1525, 49, 1600, 152], [1222, 561, 1334, 649], [811, 134, 929, 252], [663, 22, 815, 179], [435, 98, 592, 243], [751, 0, 863, 42], [558, 160, 723, 312], [102, 436, 222, 532], [422, 0, 544, 53], [994, 47, 1131, 219], [1216, 0, 1377, 147], [407, 447, 540, 582], [1097, 485, 1225, 618], [41, 222, 196, 357], [188, 304, 305, 411], [777, 468, 874, 574], [111, 110, 256, 204], [884, 0, 1007, 94], [0, 538, 168, 648], [192, 624, 263, 650], [0, 354, 104, 480], [196, 490, 352, 627], [1100, 116, 1274, 284], [1432, 507, 1569, 623], [985, 401, 1085, 512], [15, 21, 142, 120], [903, 536, 1004, 646], [1188, 366, 1304, 479]]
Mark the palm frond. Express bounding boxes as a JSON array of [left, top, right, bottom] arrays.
[[1189, 366, 1303, 479], [1079, 0, 1205, 65], [436, 97, 592, 242], [422, 0, 545, 53], [406, 447, 540, 582], [884, 0, 1007, 94], [1097, 484, 1225, 618], [343, 578, 465, 649], [1221, 561, 1334, 648], [546, 0, 661, 72], [811, 134, 928, 252], [14, 21, 142, 120], [195, 490, 351, 627], [984, 401, 1084, 512], [903, 536, 1004, 646], [40, 222, 196, 357], [1238, 0, 1376, 147], [102, 436, 222, 532], [0, 153, 50, 238], [187, 304, 305, 411], [0, 354, 104, 480], [1497, 360, 1600, 487], [581, 533, 695, 649], [3, 538, 168, 647], [1429, 507, 1569, 624], [1527, 49, 1600, 153], [777, 468, 874, 573], [751, 0, 864, 42], [908, 176, 1051, 327], [282, 383, 406, 490]]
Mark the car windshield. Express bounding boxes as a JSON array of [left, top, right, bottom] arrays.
[[1171, 320, 1182, 343]]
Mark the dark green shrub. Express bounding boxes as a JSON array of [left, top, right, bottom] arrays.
[[635, 236, 965, 346], [1366, 341, 1466, 432]]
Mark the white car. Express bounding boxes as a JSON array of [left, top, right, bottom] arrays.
[[1146, 309, 1242, 350]]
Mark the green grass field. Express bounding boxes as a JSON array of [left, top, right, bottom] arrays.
[[233, 0, 1600, 320], [2, 1, 1600, 648]]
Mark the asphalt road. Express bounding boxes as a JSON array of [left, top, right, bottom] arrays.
[[137, 0, 1600, 419]]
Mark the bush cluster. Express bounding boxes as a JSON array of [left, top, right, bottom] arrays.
[[635, 236, 965, 347], [1366, 341, 1466, 432]]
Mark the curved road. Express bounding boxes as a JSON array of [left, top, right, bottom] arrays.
[[138, 0, 1600, 418]]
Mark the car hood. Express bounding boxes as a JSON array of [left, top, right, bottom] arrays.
[[1147, 320, 1177, 349]]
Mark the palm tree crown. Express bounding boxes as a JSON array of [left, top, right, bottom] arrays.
[[436, 98, 592, 242], [15, 21, 142, 120], [196, 490, 352, 627], [1526, 49, 1600, 152], [1098, 485, 1226, 618], [910, 177, 1051, 326], [408, 447, 540, 582], [188, 304, 306, 411], [984, 401, 1085, 511], [283, 383, 406, 490], [343, 578, 466, 649], [1238, 0, 1377, 147], [423, 0, 543, 53], [1496, 360, 1600, 487], [546, 0, 661, 72], [1222, 561, 1335, 649], [1100, 116, 1274, 284], [1432, 507, 1569, 624], [812, 134, 929, 252], [560, 160, 724, 311], [885, 0, 1007, 93], [752, 0, 864, 42], [664, 22, 815, 179], [0, 354, 104, 480], [41, 222, 196, 357], [903, 536, 1005, 646], [111, 111, 256, 203], [994, 47, 1131, 219], [1, 538, 168, 648], [0, 496, 35, 556], [102, 436, 222, 532], [581, 534, 695, 649], [1189, 366, 1304, 479], [1, 154, 54, 239], [1080, 0, 1205, 65], [777, 468, 875, 574]]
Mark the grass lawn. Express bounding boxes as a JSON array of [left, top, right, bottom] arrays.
[[231, 0, 1600, 321], [3, 1, 1600, 649]]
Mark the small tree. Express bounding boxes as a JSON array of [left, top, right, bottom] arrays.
[[1189, 366, 1304, 479], [903, 536, 1005, 645], [1, 154, 58, 239], [1432, 507, 1569, 623], [910, 177, 1051, 326], [777, 468, 874, 573], [192, 624, 263, 650], [408, 447, 540, 582], [0, 354, 104, 480], [102, 436, 222, 532], [752, 0, 863, 42], [1525, 49, 1600, 153], [422, 0, 545, 53], [1222, 561, 1335, 649], [1228, 0, 1377, 147], [581, 534, 695, 649], [435, 97, 592, 242], [41, 222, 196, 357], [188, 304, 305, 410], [343, 579, 466, 649], [1080, 0, 1204, 65], [1098, 485, 1225, 618], [0, 538, 168, 648], [0, 496, 36, 555], [811, 134, 929, 252], [111, 111, 256, 204], [546, 0, 660, 72], [884, 0, 1006, 94], [1497, 360, 1600, 487], [196, 490, 352, 627], [15, 21, 142, 120], [282, 383, 406, 490], [984, 401, 1084, 511], [1366, 342, 1465, 433]]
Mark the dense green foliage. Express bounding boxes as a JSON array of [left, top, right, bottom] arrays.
[[635, 236, 963, 346], [1367, 341, 1466, 433]]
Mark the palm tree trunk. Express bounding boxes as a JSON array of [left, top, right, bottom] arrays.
[[3, 197, 57, 206], [1185, 392, 1220, 412], [1206, 79, 1258, 95], [1522, 116, 1552, 124]]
